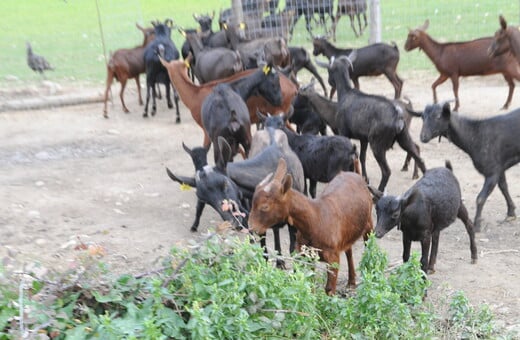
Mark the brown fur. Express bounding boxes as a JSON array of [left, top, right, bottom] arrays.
[[159, 59, 298, 147], [103, 24, 155, 118], [489, 15, 520, 65], [248, 159, 373, 295], [405, 19, 520, 111]]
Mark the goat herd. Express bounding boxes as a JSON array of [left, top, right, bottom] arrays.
[[102, 13, 520, 294]]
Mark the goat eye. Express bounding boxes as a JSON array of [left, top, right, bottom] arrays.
[[392, 212, 400, 219], [260, 204, 270, 212]]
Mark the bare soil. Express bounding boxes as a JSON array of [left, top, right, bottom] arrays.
[[1, 71, 519, 331]]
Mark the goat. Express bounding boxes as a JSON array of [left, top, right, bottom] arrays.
[[249, 158, 373, 295], [26, 42, 53, 78], [236, 36, 290, 69], [290, 89, 328, 135], [489, 15, 520, 65], [258, 112, 358, 198], [414, 102, 520, 232], [369, 161, 478, 274], [183, 29, 243, 83], [143, 19, 181, 122], [331, 0, 368, 41], [102, 24, 155, 118], [405, 19, 520, 111], [201, 83, 252, 165], [313, 36, 403, 99], [283, 0, 334, 39], [159, 58, 297, 147], [166, 142, 247, 232], [285, 46, 327, 96], [297, 76, 424, 189]]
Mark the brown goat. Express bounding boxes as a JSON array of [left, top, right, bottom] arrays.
[[405, 19, 520, 111], [248, 158, 373, 295], [159, 58, 298, 147], [489, 15, 520, 65], [103, 24, 155, 118]]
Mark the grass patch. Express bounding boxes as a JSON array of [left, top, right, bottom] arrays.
[[0, 0, 518, 85]]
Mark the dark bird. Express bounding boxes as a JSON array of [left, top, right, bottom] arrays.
[[26, 42, 54, 77]]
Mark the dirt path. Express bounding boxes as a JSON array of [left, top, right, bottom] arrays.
[[1, 72, 519, 330]]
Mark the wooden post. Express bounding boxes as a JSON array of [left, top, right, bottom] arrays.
[[369, 0, 381, 43]]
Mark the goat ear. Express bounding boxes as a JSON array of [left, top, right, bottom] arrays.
[[217, 136, 232, 169], [182, 142, 193, 156], [499, 15, 507, 29], [367, 185, 383, 203], [399, 190, 420, 208], [165, 167, 196, 187], [281, 174, 292, 195], [441, 102, 451, 117], [273, 158, 288, 182]]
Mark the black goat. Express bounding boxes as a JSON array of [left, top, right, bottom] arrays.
[[143, 19, 181, 122], [202, 83, 252, 166], [285, 46, 327, 96], [284, 0, 334, 39], [369, 161, 478, 274], [415, 102, 520, 232], [166, 143, 247, 232], [290, 89, 327, 135], [323, 53, 425, 191], [183, 30, 243, 84], [313, 36, 403, 99], [259, 113, 358, 198], [331, 0, 368, 41]]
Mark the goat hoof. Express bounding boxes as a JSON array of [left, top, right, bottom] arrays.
[[103, 113, 109, 119], [275, 259, 286, 270], [401, 166, 408, 172], [143, 112, 148, 118], [175, 117, 181, 124], [427, 268, 435, 275], [505, 215, 516, 222], [471, 258, 477, 264], [190, 226, 198, 232]]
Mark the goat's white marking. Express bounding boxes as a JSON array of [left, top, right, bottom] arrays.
[[263, 182, 273, 193]]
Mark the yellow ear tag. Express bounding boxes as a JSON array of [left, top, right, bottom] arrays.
[[240, 22, 246, 29], [196, 27, 201, 33], [263, 65, 270, 75], [184, 60, 190, 69], [180, 183, 192, 191], [223, 23, 228, 29]]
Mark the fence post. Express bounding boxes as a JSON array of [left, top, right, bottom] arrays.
[[369, 0, 381, 43]]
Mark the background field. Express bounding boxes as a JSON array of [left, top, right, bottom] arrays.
[[1, 0, 518, 86]]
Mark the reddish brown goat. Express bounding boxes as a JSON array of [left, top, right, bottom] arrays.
[[489, 15, 520, 65], [159, 58, 298, 147], [248, 158, 373, 295], [405, 19, 520, 111], [103, 24, 155, 118]]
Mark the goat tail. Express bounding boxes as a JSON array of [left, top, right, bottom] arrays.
[[445, 160, 453, 172]]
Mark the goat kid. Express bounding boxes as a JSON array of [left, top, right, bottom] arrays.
[[369, 161, 478, 274], [249, 158, 373, 295], [103, 24, 155, 118]]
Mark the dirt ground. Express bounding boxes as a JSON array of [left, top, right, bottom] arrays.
[[1, 70, 519, 331]]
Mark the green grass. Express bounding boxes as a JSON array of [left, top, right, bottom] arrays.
[[0, 0, 518, 85]]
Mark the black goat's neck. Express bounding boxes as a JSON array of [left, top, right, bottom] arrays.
[[446, 112, 478, 156], [230, 69, 263, 100], [321, 41, 350, 59], [305, 92, 337, 127]]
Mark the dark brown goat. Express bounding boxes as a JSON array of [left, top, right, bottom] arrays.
[[489, 15, 520, 65], [405, 19, 520, 111], [249, 158, 373, 295], [102, 24, 155, 118], [159, 58, 297, 147], [331, 0, 367, 41]]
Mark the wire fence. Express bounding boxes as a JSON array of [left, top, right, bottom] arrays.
[[1, 0, 519, 85]]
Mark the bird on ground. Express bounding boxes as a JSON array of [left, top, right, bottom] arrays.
[[26, 42, 54, 77]]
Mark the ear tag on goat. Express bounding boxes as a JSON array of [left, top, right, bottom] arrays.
[[223, 23, 228, 29], [180, 183, 192, 191], [184, 60, 191, 69], [263, 65, 271, 75], [240, 22, 246, 29]]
